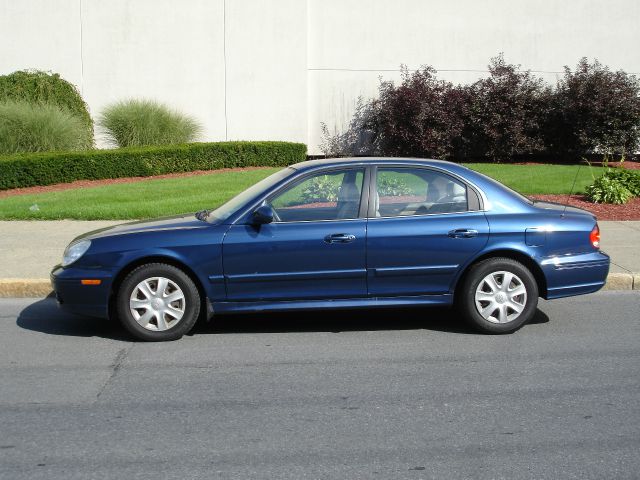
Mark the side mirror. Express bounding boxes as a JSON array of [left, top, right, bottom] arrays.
[[252, 205, 274, 225]]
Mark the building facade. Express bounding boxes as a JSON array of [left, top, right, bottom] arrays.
[[1, 0, 639, 154]]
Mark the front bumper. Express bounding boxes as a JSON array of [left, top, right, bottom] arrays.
[[541, 250, 610, 299], [50, 265, 113, 318]]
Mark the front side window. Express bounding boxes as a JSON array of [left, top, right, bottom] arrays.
[[269, 168, 365, 222], [374, 168, 469, 217]]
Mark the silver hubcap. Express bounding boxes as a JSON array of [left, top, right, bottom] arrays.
[[129, 277, 186, 331], [474, 271, 527, 324]]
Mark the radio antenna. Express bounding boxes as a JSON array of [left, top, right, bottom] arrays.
[[562, 159, 585, 217]]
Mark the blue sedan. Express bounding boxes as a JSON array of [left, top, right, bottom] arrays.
[[51, 158, 610, 341]]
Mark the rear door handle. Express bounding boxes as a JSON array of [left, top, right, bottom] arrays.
[[324, 233, 356, 244], [448, 229, 478, 238]]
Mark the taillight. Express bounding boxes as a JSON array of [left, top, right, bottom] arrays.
[[590, 224, 600, 249]]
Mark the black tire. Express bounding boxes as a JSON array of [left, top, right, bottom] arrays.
[[116, 263, 201, 341], [456, 257, 538, 334]]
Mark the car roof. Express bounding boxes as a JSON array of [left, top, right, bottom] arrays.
[[290, 157, 468, 172]]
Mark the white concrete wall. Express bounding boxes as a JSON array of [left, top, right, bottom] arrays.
[[1, 0, 640, 154], [225, 0, 307, 143], [81, 0, 226, 144]]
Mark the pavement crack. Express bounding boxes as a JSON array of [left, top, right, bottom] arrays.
[[95, 343, 133, 401]]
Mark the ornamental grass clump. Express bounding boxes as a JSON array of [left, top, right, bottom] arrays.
[[99, 99, 202, 148], [0, 99, 92, 154]]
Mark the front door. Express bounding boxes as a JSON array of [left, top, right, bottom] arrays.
[[366, 166, 489, 296], [223, 167, 368, 301]]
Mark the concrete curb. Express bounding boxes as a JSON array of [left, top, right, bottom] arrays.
[[0, 279, 52, 298], [0, 273, 638, 298]]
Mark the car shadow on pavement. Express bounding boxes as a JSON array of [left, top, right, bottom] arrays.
[[16, 296, 131, 341], [16, 296, 549, 340], [191, 305, 550, 336]]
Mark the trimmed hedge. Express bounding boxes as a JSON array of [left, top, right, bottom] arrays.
[[0, 141, 307, 190]]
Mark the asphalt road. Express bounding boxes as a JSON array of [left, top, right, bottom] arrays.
[[1, 292, 639, 480]]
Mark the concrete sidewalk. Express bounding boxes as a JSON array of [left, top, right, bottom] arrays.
[[0, 220, 638, 296]]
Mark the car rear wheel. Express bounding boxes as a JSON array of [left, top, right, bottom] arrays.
[[457, 258, 538, 334], [116, 263, 200, 341]]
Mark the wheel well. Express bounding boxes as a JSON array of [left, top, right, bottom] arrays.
[[455, 250, 547, 298], [108, 256, 208, 320]]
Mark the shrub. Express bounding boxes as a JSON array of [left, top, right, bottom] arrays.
[[321, 55, 640, 162], [585, 175, 632, 204], [544, 58, 640, 158], [0, 100, 92, 154], [319, 97, 380, 157], [0, 141, 307, 190], [0, 70, 93, 146], [301, 175, 340, 203], [372, 66, 468, 160], [378, 176, 412, 196], [99, 99, 202, 147], [599, 168, 640, 196], [460, 55, 551, 161]]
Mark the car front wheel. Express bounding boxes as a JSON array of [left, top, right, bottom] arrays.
[[457, 258, 538, 334], [116, 263, 201, 341]]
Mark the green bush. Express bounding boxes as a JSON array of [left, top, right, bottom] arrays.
[[378, 176, 412, 196], [601, 168, 640, 196], [0, 141, 307, 190], [99, 99, 202, 147], [0, 100, 92, 154], [0, 70, 93, 145], [585, 175, 632, 204], [301, 175, 341, 203]]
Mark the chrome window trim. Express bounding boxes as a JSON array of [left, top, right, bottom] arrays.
[[367, 209, 488, 221], [270, 217, 367, 225], [370, 165, 490, 218]]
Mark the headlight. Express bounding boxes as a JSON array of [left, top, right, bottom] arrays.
[[62, 240, 91, 267]]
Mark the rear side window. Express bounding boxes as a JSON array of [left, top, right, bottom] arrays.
[[373, 167, 477, 217]]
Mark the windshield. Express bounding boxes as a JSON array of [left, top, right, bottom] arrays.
[[205, 167, 294, 223]]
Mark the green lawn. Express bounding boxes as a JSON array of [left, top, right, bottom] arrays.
[[467, 163, 601, 195], [0, 168, 281, 220], [0, 164, 603, 220]]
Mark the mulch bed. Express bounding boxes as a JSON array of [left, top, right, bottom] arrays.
[[529, 194, 640, 220]]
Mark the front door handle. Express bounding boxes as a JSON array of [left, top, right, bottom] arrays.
[[448, 229, 479, 238], [324, 233, 356, 244]]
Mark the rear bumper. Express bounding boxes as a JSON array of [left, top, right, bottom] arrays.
[[50, 265, 112, 318], [541, 251, 610, 299]]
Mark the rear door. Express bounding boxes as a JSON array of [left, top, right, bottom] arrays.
[[222, 167, 369, 301], [366, 166, 489, 296]]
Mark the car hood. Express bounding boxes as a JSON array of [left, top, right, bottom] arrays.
[[72, 214, 215, 242], [532, 200, 595, 218]]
